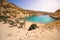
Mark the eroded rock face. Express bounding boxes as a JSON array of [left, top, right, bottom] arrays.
[[50, 10, 60, 19], [0, 0, 52, 19], [0, 0, 60, 27], [0, 0, 6, 2]]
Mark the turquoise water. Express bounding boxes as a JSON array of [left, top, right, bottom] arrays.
[[25, 15, 55, 23]]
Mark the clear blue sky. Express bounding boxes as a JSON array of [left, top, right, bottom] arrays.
[[7, 0, 60, 12]]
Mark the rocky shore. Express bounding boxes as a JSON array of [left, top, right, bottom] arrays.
[[50, 9, 60, 19], [0, 0, 60, 40]]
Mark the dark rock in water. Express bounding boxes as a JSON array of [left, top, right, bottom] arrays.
[[28, 24, 38, 31]]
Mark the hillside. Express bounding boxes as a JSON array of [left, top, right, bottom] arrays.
[[0, 0, 60, 32], [0, 0, 52, 19], [0, 0, 60, 40], [50, 9, 60, 19]]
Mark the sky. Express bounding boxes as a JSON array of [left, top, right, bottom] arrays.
[[7, 0, 60, 12]]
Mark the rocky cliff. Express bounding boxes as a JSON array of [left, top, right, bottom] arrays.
[[0, 0, 60, 27], [0, 0, 52, 19], [50, 9, 60, 19]]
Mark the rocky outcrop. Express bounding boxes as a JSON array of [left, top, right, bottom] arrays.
[[44, 20, 60, 30], [0, 0, 53, 25], [0, 0, 52, 19], [0, 0, 24, 18], [0, 0, 60, 27], [50, 9, 60, 19]]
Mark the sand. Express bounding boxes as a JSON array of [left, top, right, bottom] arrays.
[[0, 22, 60, 40]]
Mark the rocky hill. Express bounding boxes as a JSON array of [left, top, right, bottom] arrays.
[[0, 0, 25, 18], [0, 0, 52, 19], [0, 0, 53, 25], [50, 9, 60, 19], [0, 0, 60, 27]]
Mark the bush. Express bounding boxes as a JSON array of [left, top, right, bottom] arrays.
[[28, 24, 37, 31]]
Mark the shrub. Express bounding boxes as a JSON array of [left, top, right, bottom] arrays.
[[28, 24, 37, 31]]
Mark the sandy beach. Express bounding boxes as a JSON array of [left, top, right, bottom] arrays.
[[0, 22, 60, 40]]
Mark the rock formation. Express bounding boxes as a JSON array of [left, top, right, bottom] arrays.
[[0, 0, 52, 19], [0, 0, 60, 27], [0, 0, 60, 40], [50, 9, 60, 19]]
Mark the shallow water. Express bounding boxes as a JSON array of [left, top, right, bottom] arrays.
[[25, 15, 55, 23]]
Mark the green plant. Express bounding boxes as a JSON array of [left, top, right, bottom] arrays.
[[28, 24, 37, 31]]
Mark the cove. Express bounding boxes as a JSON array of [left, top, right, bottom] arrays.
[[25, 15, 55, 24]]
